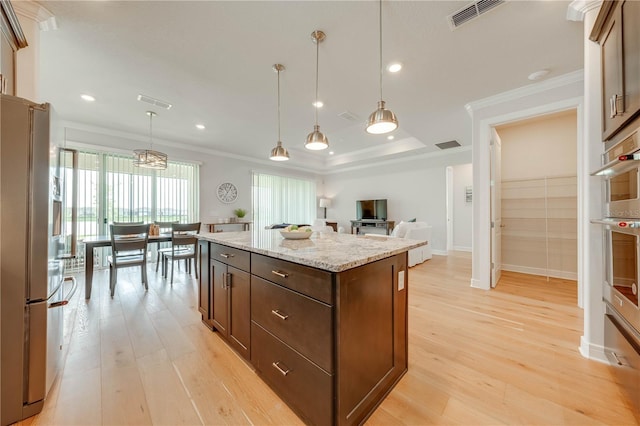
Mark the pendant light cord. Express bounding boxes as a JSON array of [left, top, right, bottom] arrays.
[[379, 0, 383, 102], [277, 68, 281, 141], [315, 33, 319, 126], [149, 112, 154, 150]]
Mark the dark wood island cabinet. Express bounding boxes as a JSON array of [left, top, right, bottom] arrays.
[[197, 230, 425, 425]]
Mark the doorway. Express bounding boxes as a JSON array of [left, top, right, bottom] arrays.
[[491, 109, 578, 286]]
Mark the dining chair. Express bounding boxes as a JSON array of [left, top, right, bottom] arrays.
[[162, 222, 201, 284], [154, 220, 179, 273], [108, 223, 150, 297]]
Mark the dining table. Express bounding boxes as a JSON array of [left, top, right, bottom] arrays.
[[81, 234, 172, 299]]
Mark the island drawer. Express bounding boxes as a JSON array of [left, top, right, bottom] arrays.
[[210, 243, 250, 271], [251, 276, 333, 373], [251, 322, 333, 426], [251, 253, 333, 304]]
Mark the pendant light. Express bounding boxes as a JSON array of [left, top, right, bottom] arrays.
[[269, 64, 290, 161], [305, 30, 329, 151], [133, 111, 168, 169], [365, 0, 398, 135]]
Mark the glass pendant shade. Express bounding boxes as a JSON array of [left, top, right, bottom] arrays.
[[133, 111, 168, 170], [305, 124, 329, 150], [133, 149, 168, 169], [270, 141, 290, 161], [365, 100, 398, 134]]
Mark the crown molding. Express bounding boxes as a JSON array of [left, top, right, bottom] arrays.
[[567, 0, 602, 22], [12, 0, 57, 31], [465, 70, 584, 117]]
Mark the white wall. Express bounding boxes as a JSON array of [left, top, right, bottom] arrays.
[[323, 148, 472, 254], [451, 163, 472, 251], [497, 110, 578, 180]]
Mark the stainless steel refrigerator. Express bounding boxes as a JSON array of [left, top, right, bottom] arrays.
[[0, 94, 76, 425]]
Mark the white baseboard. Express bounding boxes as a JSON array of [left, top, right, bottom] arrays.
[[579, 335, 609, 364], [432, 249, 448, 256], [502, 264, 577, 281], [470, 278, 490, 290], [452, 245, 472, 252]]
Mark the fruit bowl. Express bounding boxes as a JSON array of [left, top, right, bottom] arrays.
[[279, 230, 312, 240]]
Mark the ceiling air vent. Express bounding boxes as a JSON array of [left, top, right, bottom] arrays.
[[137, 94, 173, 110], [435, 140, 461, 150], [338, 111, 360, 122], [447, 0, 505, 30]]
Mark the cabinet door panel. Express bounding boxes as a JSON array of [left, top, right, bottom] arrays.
[[211, 259, 229, 337], [602, 6, 625, 140], [198, 241, 210, 320], [228, 266, 250, 359], [623, 0, 640, 124]]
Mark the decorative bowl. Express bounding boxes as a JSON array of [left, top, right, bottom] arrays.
[[279, 230, 313, 240]]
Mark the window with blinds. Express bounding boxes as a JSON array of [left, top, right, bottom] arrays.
[[251, 171, 316, 230], [60, 149, 199, 269]]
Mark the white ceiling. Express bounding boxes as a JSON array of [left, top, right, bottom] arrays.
[[35, 0, 584, 172]]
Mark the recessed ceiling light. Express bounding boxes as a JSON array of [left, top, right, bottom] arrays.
[[313, 101, 324, 108], [387, 62, 402, 73], [195, 124, 205, 130], [81, 94, 96, 102], [528, 69, 549, 81], [329, 151, 334, 155], [387, 135, 395, 140]]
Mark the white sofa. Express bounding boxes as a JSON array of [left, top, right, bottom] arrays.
[[390, 221, 432, 267]]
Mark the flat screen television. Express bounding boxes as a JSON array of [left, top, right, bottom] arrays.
[[356, 199, 387, 220]]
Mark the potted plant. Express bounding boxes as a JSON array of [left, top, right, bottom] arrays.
[[233, 208, 247, 220]]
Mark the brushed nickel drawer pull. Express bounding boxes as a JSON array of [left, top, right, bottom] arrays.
[[220, 253, 235, 259], [271, 270, 289, 278], [271, 309, 289, 320], [272, 361, 291, 376]]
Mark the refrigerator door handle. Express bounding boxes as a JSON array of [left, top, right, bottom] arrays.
[[49, 277, 77, 308], [26, 279, 63, 306]]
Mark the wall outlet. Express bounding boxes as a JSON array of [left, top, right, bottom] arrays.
[[398, 270, 405, 291]]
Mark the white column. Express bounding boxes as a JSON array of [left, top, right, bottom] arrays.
[[569, 0, 607, 360], [13, 1, 56, 102]]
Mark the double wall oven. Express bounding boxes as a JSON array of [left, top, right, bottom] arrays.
[[593, 128, 640, 417]]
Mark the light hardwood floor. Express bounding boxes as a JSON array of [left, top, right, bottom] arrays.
[[20, 252, 638, 425]]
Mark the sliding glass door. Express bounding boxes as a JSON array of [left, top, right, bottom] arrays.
[[60, 149, 199, 270]]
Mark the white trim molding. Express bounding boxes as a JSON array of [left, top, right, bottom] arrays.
[[12, 0, 57, 31], [567, 0, 602, 22], [465, 70, 584, 116]]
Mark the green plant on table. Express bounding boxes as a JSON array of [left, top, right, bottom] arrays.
[[233, 208, 247, 218]]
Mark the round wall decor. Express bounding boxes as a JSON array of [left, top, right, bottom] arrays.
[[217, 182, 238, 203]]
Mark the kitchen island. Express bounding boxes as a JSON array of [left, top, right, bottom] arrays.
[[196, 229, 426, 426]]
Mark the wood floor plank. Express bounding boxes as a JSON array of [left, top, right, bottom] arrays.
[[101, 365, 152, 425], [136, 349, 203, 425], [21, 252, 639, 425]]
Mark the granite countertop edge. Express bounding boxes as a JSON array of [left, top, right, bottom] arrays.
[[196, 231, 426, 272]]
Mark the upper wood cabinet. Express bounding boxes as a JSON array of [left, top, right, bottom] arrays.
[[592, 0, 640, 141]]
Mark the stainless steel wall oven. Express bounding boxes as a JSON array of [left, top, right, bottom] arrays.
[[593, 128, 640, 418]]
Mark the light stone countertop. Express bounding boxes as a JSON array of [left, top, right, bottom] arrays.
[[197, 229, 427, 272]]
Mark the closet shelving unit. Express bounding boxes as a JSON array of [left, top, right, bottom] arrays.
[[501, 175, 577, 280]]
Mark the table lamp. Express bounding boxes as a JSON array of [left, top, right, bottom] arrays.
[[319, 198, 332, 219]]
